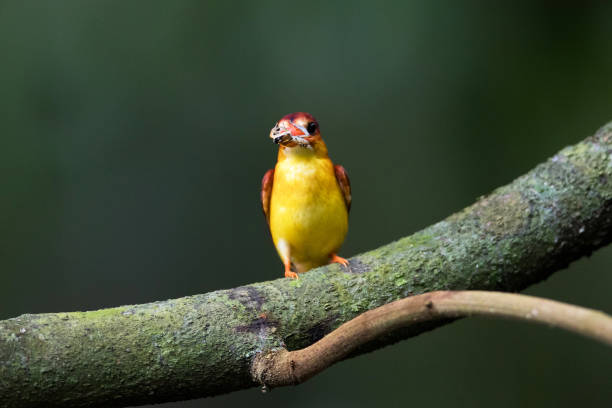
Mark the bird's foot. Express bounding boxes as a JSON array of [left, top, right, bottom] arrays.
[[284, 270, 299, 279], [284, 260, 299, 279], [330, 254, 350, 271]]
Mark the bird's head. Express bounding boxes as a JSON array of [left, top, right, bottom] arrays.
[[269, 112, 326, 154]]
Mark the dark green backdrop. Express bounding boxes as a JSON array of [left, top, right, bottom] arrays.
[[1, 1, 611, 407]]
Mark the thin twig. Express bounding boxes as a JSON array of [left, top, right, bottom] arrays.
[[252, 290, 612, 388]]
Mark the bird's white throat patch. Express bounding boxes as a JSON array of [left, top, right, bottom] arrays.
[[283, 144, 314, 156]]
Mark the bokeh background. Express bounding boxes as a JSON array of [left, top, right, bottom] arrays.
[[1, 1, 611, 407]]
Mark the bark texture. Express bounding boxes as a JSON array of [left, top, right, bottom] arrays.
[[1, 122, 612, 407]]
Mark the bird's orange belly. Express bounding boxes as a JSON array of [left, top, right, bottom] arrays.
[[270, 158, 348, 272]]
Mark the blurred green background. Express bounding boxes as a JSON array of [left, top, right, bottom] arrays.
[[1, 1, 611, 407]]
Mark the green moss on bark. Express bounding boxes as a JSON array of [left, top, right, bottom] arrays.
[[2, 122, 612, 407]]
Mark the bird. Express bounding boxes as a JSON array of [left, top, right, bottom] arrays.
[[261, 112, 351, 279]]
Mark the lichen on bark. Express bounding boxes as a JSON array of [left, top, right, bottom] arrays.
[[1, 122, 612, 408]]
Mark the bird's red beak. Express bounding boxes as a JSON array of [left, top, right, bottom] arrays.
[[270, 120, 312, 147]]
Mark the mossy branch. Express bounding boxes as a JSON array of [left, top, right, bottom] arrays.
[[2, 122, 612, 407]]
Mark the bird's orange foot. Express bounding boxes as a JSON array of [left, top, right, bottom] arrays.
[[284, 260, 299, 279], [284, 270, 299, 279], [330, 254, 350, 270]]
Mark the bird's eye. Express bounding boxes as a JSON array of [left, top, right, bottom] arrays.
[[306, 122, 317, 134]]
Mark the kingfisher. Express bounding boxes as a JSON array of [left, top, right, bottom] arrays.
[[261, 112, 351, 279]]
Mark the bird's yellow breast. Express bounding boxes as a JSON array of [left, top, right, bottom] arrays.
[[270, 151, 348, 272]]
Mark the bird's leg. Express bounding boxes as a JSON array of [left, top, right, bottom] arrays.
[[284, 259, 299, 279], [329, 253, 350, 271]]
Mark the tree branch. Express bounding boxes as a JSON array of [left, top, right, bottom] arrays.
[[252, 290, 612, 388], [1, 121, 612, 407]]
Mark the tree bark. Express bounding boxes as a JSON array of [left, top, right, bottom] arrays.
[[1, 122, 612, 407]]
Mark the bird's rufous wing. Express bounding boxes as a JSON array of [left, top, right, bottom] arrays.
[[334, 164, 351, 212], [261, 168, 275, 225]]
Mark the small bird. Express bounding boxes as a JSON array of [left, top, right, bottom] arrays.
[[261, 112, 351, 278]]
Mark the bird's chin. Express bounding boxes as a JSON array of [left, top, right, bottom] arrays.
[[289, 136, 311, 148]]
